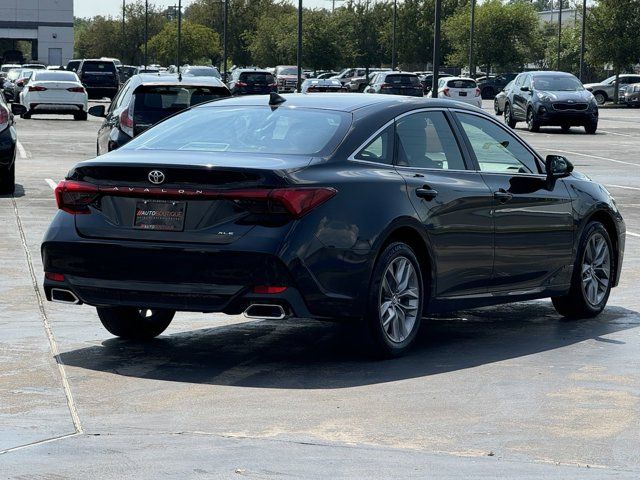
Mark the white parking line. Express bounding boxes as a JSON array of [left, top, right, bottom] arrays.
[[599, 130, 636, 138], [16, 141, 27, 159], [627, 231, 640, 238], [541, 149, 640, 167], [45, 178, 57, 190], [606, 184, 640, 191]]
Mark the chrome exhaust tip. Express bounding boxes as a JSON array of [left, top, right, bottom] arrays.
[[50, 288, 80, 305], [243, 304, 287, 320]]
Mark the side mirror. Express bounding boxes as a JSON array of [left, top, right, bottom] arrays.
[[545, 155, 573, 178], [88, 105, 106, 118], [11, 103, 27, 115], [520, 86, 530, 92]]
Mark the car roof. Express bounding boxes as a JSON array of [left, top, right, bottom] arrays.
[[132, 73, 226, 87], [194, 92, 477, 113], [525, 70, 576, 77], [442, 76, 476, 82], [236, 69, 271, 74]]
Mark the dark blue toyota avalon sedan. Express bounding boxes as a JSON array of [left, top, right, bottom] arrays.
[[42, 93, 625, 357]]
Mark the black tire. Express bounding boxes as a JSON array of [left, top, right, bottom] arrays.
[[494, 99, 502, 115], [593, 91, 607, 105], [97, 307, 175, 340], [504, 103, 516, 128], [74, 111, 88, 121], [552, 222, 613, 319], [0, 161, 15, 195], [561, 124, 571, 133], [585, 122, 598, 134], [358, 83, 367, 92], [526, 107, 540, 132], [365, 242, 425, 358], [20, 110, 31, 119], [481, 87, 493, 99]]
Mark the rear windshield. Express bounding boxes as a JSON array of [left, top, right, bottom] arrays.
[[34, 72, 78, 82], [447, 79, 477, 89], [185, 67, 221, 78], [386, 74, 420, 85], [82, 62, 117, 73], [239, 72, 275, 83], [277, 67, 300, 76], [532, 75, 583, 91], [134, 86, 229, 112], [7, 69, 22, 80], [124, 106, 351, 156]]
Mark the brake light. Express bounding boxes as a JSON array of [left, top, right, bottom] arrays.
[[268, 82, 277, 87], [307, 86, 317, 92], [45, 272, 65, 282], [67, 86, 85, 93], [0, 106, 9, 130], [236, 81, 247, 87], [381, 83, 393, 89], [253, 286, 287, 294], [475, 88, 481, 97], [28, 85, 47, 92], [119, 105, 134, 137], [443, 87, 450, 97], [54, 180, 100, 214]]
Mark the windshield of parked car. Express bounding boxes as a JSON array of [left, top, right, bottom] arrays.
[[446, 79, 477, 89], [277, 67, 300, 76], [124, 106, 350, 156], [185, 67, 221, 78], [33, 71, 79, 82], [239, 72, 275, 83], [386, 74, 421, 85], [532, 75, 583, 91]]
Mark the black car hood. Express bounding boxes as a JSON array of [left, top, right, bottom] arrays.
[[535, 90, 594, 102]]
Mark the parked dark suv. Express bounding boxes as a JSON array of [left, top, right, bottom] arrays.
[[227, 69, 277, 95], [77, 59, 119, 99], [88, 73, 231, 155], [477, 73, 518, 99], [503, 71, 598, 134]]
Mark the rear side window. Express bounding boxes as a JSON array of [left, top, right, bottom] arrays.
[[354, 125, 394, 165], [447, 79, 476, 89], [82, 62, 116, 73], [134, 86, 229, 112], [386, 75, 420, 85], [239, 72, 275, 84], [396, 111, 465, 170]]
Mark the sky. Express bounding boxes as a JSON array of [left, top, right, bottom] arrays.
[[74, 0, 327, 18]]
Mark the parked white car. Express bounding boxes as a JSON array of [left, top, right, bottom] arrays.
[[19, 70, 88, 120], [437, 76, 482, 108]]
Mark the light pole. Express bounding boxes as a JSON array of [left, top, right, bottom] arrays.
[[223, 0, 228, 82], [431, 0, 442, 98], [297, 0, 303, 92], [144, 0, 148, 68], [557, 0, 563, 70], [579, 0, 587, 81], [177, 0, 182, 73], [121, 0, 126, 62], [391, 0, 397, 70], [468, 0, 475, 78]]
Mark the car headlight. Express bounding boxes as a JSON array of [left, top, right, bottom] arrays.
[[536, 92, 552, 102]]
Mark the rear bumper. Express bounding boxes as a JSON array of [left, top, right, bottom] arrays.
[[28, 103, 86, 114]]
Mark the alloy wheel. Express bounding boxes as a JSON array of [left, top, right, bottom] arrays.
[[379, 256, 420, 343], [581, 233, 611, 306]]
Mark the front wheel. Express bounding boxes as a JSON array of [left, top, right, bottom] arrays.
[[552, 222, 613, 319], [74, 111, 88, 121], [494, 99, 502, 115], [526, 108, 540, 132], [365, 242, 424, 358], [585, 122, 598, 134], [97, 307, 175, 339]]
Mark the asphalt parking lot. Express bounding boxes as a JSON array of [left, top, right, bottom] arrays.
[[1, 99, 640, 478]]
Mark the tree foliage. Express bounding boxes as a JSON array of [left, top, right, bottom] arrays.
[[147, 22, 221, 66]]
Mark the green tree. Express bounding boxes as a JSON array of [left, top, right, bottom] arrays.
[[587, 0, 640, 101], [147, 21, 222, 66], [244, 11, 297, 66]]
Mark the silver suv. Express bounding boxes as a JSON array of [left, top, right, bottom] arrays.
[[584, 74, 640, 105]]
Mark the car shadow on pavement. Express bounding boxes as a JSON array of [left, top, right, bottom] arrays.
[[58, 301, 639, 389], [0, 183, 25, 198]]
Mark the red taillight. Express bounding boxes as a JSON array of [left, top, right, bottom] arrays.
[[475, 88, 481, 97], [268, 83, 277, 87], [236, 81, 247, 87], [54, 180, 100, 214], [443, 88, 450, 97], [119, 107, 134, 137], [28, 85, 47, 92], [253, 286, 287, 294], [381, 83, 393, 89], [45, 272, 65, 282], [270, 188, 336, 217], [67, 86, 85, 93], [0, 106, 8, 130], [307, 86, 317, 92]]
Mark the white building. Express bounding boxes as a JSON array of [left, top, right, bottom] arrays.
[[538, 8, 582, 27], [0, 0, 73, 66]]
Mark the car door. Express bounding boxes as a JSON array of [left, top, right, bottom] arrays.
[[453, 110, 574, 293], [394, 109, 495, 297], [512, 74, 531, 120], [97, 79, 132, 155]]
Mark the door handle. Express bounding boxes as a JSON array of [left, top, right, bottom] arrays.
[[493, 188, 513, 203], [416, 186, 438, 200]]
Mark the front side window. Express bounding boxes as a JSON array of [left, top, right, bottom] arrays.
[[456, 113, 539, 174], [395, 111, 465, 170]]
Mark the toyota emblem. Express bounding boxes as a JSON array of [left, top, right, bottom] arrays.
[[148, 170, 165, 185]]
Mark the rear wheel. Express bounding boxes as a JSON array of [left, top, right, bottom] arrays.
[[552, 222, 613, 319], [97, 307, 175, 339], [0, 161, 15, 195], [74, 111, 87, 121], [504, 103, 516, 128], [365, 242, 424, 358], [593, 91, 606, 105], [20, 110, 31, 119], [481, 87, 493, 99]]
